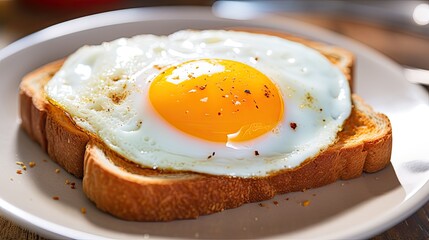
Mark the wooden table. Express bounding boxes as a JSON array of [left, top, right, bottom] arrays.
[[0, 1, 428, 239]]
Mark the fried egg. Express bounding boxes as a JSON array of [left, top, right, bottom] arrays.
[[45, 30, 351, 177]]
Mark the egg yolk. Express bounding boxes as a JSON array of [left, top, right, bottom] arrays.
[[149, 59, 284, 143]]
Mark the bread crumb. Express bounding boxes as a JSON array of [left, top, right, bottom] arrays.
[[258, 203, 266, 207], [16, 162, 27, 170], [273, 201, 279, 206], [285, 197, 290, 201], [55, 169, 60, 173], [16, 170, 22, 174], [65, 179, 77, 189], [52, 196, 60, 200], [29, 162, 36, 168], [81, 207, 86, 214], [301, 200, 310, 207]]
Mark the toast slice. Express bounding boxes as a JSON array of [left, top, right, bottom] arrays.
[[19, 34, 392, 221]]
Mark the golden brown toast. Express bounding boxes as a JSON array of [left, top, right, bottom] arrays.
[[19, 33, 392, 221]]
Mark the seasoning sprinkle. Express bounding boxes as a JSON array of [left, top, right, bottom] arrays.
[[302, 200, 310, 207], [290, 122, 297, 130]]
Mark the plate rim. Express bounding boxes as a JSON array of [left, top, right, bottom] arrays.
[[0, 6, 428, 240]]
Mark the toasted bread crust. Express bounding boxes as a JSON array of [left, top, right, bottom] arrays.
[[20, 59, 88, 178], [19, 35, 392, 221]]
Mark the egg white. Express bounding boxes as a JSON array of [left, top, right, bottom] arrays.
[[45, 30, 351, 177]]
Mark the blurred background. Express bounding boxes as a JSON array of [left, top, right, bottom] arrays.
[[0, 0, 428, 70], [0, 0, 428, 239]]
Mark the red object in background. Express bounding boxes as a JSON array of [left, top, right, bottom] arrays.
[[21, 0, 120, 11]]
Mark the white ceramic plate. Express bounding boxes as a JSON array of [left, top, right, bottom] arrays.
[[0, 7, 428, 240]]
